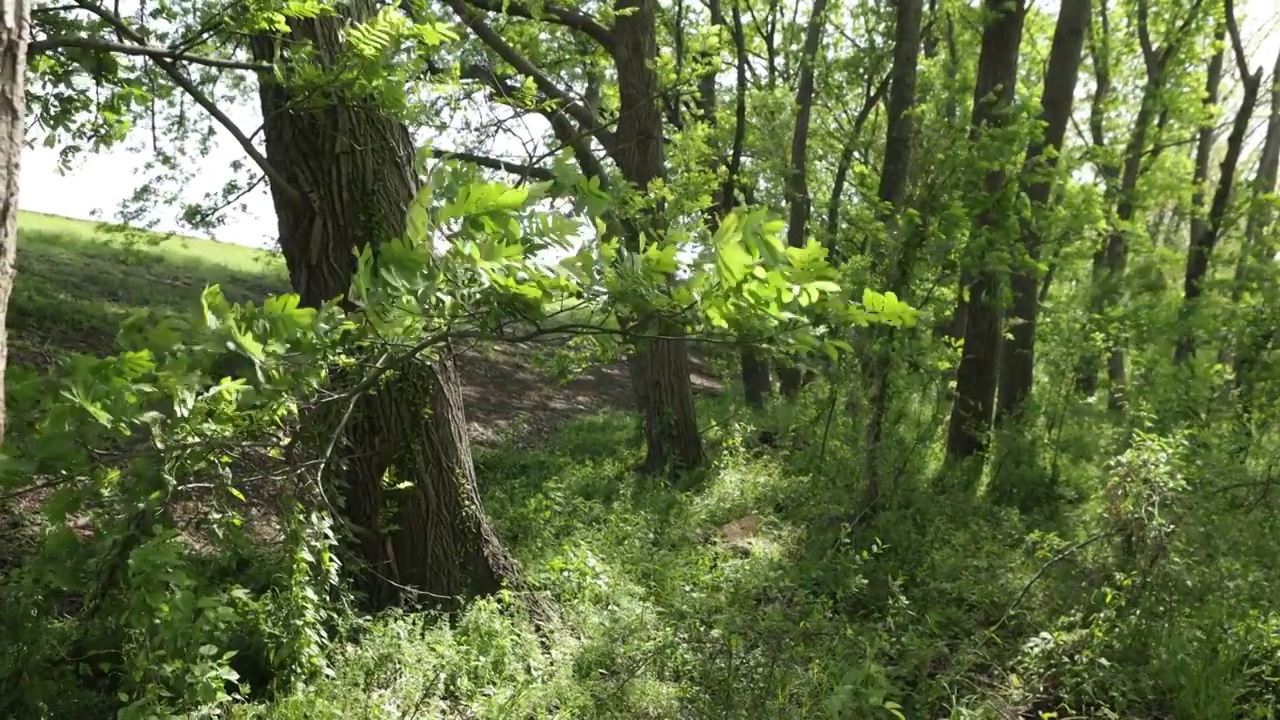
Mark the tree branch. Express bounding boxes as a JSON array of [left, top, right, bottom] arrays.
[[444, 0, 617, 158], [448, 59, 610, 183], [71, 0, 303, 203], [425, 147, 555, 181], [463, 0, 614, 50], [1135, 0, 1155, 70], [29, 35, 271, 71], [1224, 0, 1256, 80]]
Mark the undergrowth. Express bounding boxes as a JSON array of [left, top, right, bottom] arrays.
[[227, 394, 1280, 719]]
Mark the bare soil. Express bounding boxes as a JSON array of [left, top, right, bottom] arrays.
[[455, 343, 723, 446]]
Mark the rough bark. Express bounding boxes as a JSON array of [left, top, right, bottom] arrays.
[[862, 0, 924, 506], [0, 0, 29, 446], [995, 0, 1090, 423], [613, 0, 705, 470], [777, 0, 829, 398], [944, 0, 1026, 472], [250, 7, 526, 610], [1174, 2, 1261, 365]]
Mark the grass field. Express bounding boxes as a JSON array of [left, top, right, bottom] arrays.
[[9, 212, 287, 367]]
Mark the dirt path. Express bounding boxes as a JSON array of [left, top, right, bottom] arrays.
[[455, 344, 723, 446]]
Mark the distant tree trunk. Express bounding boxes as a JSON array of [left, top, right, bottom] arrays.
[[251, 9, 528, 610], [1229, 44, 1280, 396], [1073, 0, 1118, 395], [1078, 0, 1199, 408], [995, 0, 1090, 423], [825, 73, 888, 255], [1175, 4, 1261, 365], [777, 0, 829, 398], [944, 0, 1026, 472], [0, 0, 29, 446], [713, 0, 770, 409], [862, 0, 924, 506], [614, 0, 704, 470]]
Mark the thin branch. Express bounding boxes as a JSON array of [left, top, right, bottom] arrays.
[[992, 529, 1115, 632], [29, 35, 271, 71], [450, 59, 611, 185], [444, 0, 617, 157], [188, 173, 266, 229], [72, 0, 303, 203], [463, 0, 614, 49], [425, 147, 555, 180]]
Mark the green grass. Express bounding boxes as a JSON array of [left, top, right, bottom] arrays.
[[9, 211, 287, 366]]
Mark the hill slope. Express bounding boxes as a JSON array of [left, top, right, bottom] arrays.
[[7, 212, 718, 443]]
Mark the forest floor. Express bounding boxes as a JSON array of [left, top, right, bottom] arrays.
[[7, 212, 723, 445]]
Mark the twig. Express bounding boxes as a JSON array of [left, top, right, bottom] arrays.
[[992, 529, 1115, 633], [28, 36, 272, 71], [72, 0, 303, 203]]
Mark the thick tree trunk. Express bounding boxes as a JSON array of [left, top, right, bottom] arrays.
[[613, 0, 704, 470], [0, 0, 29, 446], [995, 0, 1090, 423], [250, 10, 526, 610], [944, 0, 1026, 472], [777, 0, 829, 398]]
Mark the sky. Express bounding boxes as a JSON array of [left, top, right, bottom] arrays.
[[18, 1, 1280, 251]]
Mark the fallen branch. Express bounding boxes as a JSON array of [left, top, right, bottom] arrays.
[[992, 528, 1115, 633]]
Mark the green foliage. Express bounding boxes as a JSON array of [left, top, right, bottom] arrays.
[[16, 0, 1280, 717], [1, 159, 911, 716]]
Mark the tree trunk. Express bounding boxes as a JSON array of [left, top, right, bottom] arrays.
[[250, 9, 526, 610], [613, 0, 704, 470], [1079, 0, 1198, 407], [862, 0, 924, 506], [777, 0, 829, 398], [1073, 0, 1117, 395], [1175, 5, 1261, 365], [825, 73, 887, 256], [707, 1, 770, 410], [995, 0, 1090, 423], [0, 0, 29, 446], [944, 0, 1026, 473], [1229, 44, 1280, 395]]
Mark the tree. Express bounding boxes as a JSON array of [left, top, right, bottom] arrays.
[[449, 0, 706, 471], [0, 0, 30, 445], [944, 0, 1026, 471], [248, 2, 531, 609], [29, 0, 542, 610], [995, 0, 1090, 422], [1173, 0, 1262, 366], [862, 0, 923, 505], [1228, 43, 1280, 400], [1076, 0, 1206, 406], [777, 0, 829, 398]]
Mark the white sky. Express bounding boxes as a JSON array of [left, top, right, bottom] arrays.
[[18, 1, 1280, 251]]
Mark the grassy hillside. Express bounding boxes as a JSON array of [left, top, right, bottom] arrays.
[[9, 212, 287, 367]]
